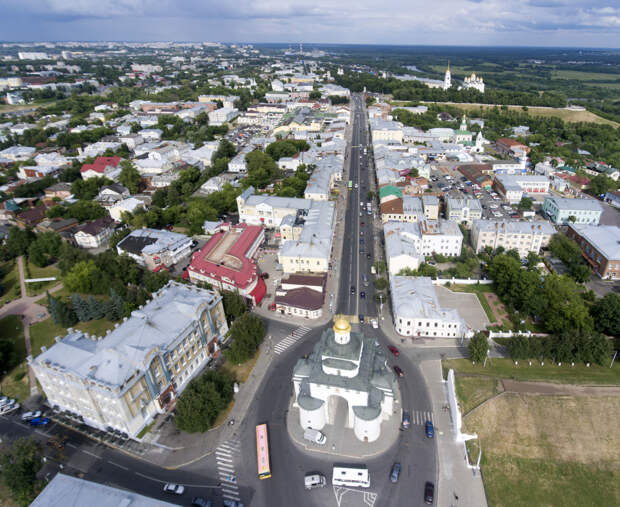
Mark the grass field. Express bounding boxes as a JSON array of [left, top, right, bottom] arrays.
[[421, 101, 620, 127], [551, 69, 620, 82], [444, 358, 620, 385], [463, 393, 620, 507], [29, 317, 116, 358], [25, 262, 61, 297], [0, 260, 21, 305], [454, 375, 500, 414]]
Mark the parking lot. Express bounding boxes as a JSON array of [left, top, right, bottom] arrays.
[[435, 285, 491, 331]]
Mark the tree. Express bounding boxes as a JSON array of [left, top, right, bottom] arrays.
[[374, 278, 388, 290], [105, 287, 125, 321], [508, 335, 530, 360], [541, 274, 593, 334], [47, 292, 77, 328], [518, 197, 533, 210], [225, 313, 265, 363], [469, 332, 488, 363], [118, 160, 141, 194], [6, 227, 36, 258], [0, 437, 43, 505], [373, 260, 386, 274], [222, 291, 247, 324], [71, 293, 90, 322], [591, 293, 620, 337], [65, 260, 108, 294], [174, 370, 234, 433], [309, 90, 322, 100], [88, 296, 105, 320]]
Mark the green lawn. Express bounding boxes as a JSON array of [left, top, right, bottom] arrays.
[[454, 375, 499, 414], [0, 315, 26, 361], [444, 358, 620, 385], [29, 317, 116, 358], [482, 455, 619, 507], [448, 283, 496, 323], [0, 260, 21, 306], [24, 262, 61, 297]]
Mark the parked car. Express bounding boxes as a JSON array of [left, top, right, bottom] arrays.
[[425, 420, 434, 438], [371, 319, 378, 329], [358, 314, 364, 323], [360, 291, 366, 299], [390, 462, 401, 483], [21, 411, 42, 422], [393, 365, 404, 377], [0, 401, 19, 414], [191, 497, 212, 507], [163, 483, 185, 495], [29, 417, 49, 426], [424, 481, 435, 504], [388, 345, 400, 356]]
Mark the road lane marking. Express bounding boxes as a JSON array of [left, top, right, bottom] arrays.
[[81, 450, 101, 459], [108, 460, 129, 471]]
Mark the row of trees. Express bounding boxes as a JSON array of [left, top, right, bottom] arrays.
[[47, 288, 125, 328], [549, 234, 592, 283], [507, 332, 612, 366], [224, 313, 266, 364]]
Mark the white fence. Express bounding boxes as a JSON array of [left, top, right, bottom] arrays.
[[489, 330, 549, 339], [432, 278, 494, 286], [25, 277, 57, 283]]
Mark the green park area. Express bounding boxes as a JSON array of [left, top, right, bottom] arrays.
[[0, 315, 29, 402], [445, 358, 620, 506], [0, 260, 21, 306]]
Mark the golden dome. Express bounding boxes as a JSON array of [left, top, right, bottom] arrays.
[[334, 318, 351, 332]]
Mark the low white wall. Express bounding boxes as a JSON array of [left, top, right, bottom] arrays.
[[489, 330, 549, 339], [432, 278, 494, 286]]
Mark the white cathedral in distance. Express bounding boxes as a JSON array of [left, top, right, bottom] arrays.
[[442, 64, 485, 93]]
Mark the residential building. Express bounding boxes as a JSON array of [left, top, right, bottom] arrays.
[[567, 224, 620, 279], [471, 219, 556, 257], [457, 164, 493, 189], [187, 223, 266, 305], [208, 107, 239, 126], [390, 276, 468, 337], [495, 138, 530, 156], [292, 319, 396, 442], [95, 183, 130, 208], [117, 228, 192, 270], [493, 174, 550, 204], [32, 474, 178, 507], [303, 155, 343, 200], [370, 119, 403, 143], [446, 198, 482, 224], [29, 282, 228, 437], [237, 186, 311, 228], [274, 274, 326, 319], [44, 182, 72, 200], [109, 197, 145, 221], [384, 220, 463, 275], [422, 195, 440, 220], [81, 156, 122, 180], [278, 201, 335, 274], [73, 217, 116, 249], [605, 190, 620, 209], [542, 196, 603, 225]]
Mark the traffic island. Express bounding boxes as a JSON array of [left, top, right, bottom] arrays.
[[285, 318, 403, 459]]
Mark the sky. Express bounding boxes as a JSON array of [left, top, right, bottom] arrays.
[[2, 0, 620, 48]]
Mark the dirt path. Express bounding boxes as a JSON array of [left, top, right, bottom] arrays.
[[501, 379, 620, 396], [484, 292, 508, 326]]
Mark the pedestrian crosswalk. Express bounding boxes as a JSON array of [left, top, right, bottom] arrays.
[[411, 410, 434, 425], [215, 439, 241, 503], [273, 326, 311, 355]]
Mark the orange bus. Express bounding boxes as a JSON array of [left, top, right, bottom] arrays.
[[256, 423, 271, 479]]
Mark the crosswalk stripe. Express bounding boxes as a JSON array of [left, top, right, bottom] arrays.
[[218, 464, 235, 472], [223, 493, 241, 501], [273, 325, 312, 355], [222, 485, 239, 493]]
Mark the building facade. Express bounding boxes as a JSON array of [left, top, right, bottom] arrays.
[[567, 224, 620, 279], [29, 282, 228, 437], [542, 196, 602, 225], [471, 219, 556, 257]]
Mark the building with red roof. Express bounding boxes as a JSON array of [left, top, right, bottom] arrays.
[[81, 156, 122, 180], [187, 223, 266, 305]]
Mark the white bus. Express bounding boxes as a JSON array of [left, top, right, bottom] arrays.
[[332, 465, 370, 488]]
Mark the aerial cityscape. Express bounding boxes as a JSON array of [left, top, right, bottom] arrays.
[[0, 6, 619, 507]]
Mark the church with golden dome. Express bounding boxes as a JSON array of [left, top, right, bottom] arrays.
[[292, 317, 396, 442]]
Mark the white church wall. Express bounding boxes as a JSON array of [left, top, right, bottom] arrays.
[[353, 412, 382, 442], [299, 404, 326, 430]]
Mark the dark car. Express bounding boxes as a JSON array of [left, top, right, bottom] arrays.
[[260, 272, 269, 279], [388, 345, 400, 356], [29, 417, 49, 426], [425, 420, 434, 438], [350, 285, 356, 294], [358, 314, 364, 323], [361, 221, 365, 226], [360, 291, 366, 299], [424, 481, 435, 504], [360, 238, 364, 244], [390, 462, 401, 483], [402, 411, 411, 429], [393, 365, 404, 377], [192, 498, 212, 507], [366, 253, 371, 259]]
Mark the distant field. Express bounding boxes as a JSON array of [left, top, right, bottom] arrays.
[[464, 393, 620, 507], [410, 101, 620, 127], [551, 69, 620, 82]]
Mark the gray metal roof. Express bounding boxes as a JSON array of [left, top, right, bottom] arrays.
[[544, 196, 603, 212], [569, 224, 620, 260], [473, 219, 555, 235]]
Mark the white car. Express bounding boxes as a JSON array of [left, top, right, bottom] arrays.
[[163, 483, 185, 495], [0, 402, 19, 414], [21, 411, 42, 422], [489, 204, 499, 209], [371, 319, 379, 329], [493, 211, 503, 218]]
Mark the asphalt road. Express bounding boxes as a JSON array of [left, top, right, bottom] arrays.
[[239, 94, 437, 507]]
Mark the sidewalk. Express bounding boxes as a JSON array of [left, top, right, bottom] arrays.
[[420, 360, 487, 507]]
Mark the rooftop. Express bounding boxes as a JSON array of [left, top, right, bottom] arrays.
[[544, 196, 603, 212], [569, 224, 620, 260], [117, 228, 191, 257]]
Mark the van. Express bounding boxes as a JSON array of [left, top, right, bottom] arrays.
[[362, 274, 369, 286], [304, 473, 327, 490], [303, 428, 327, 445]]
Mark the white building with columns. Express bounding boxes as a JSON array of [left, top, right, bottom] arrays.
[[292, 319, 396, 443]]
